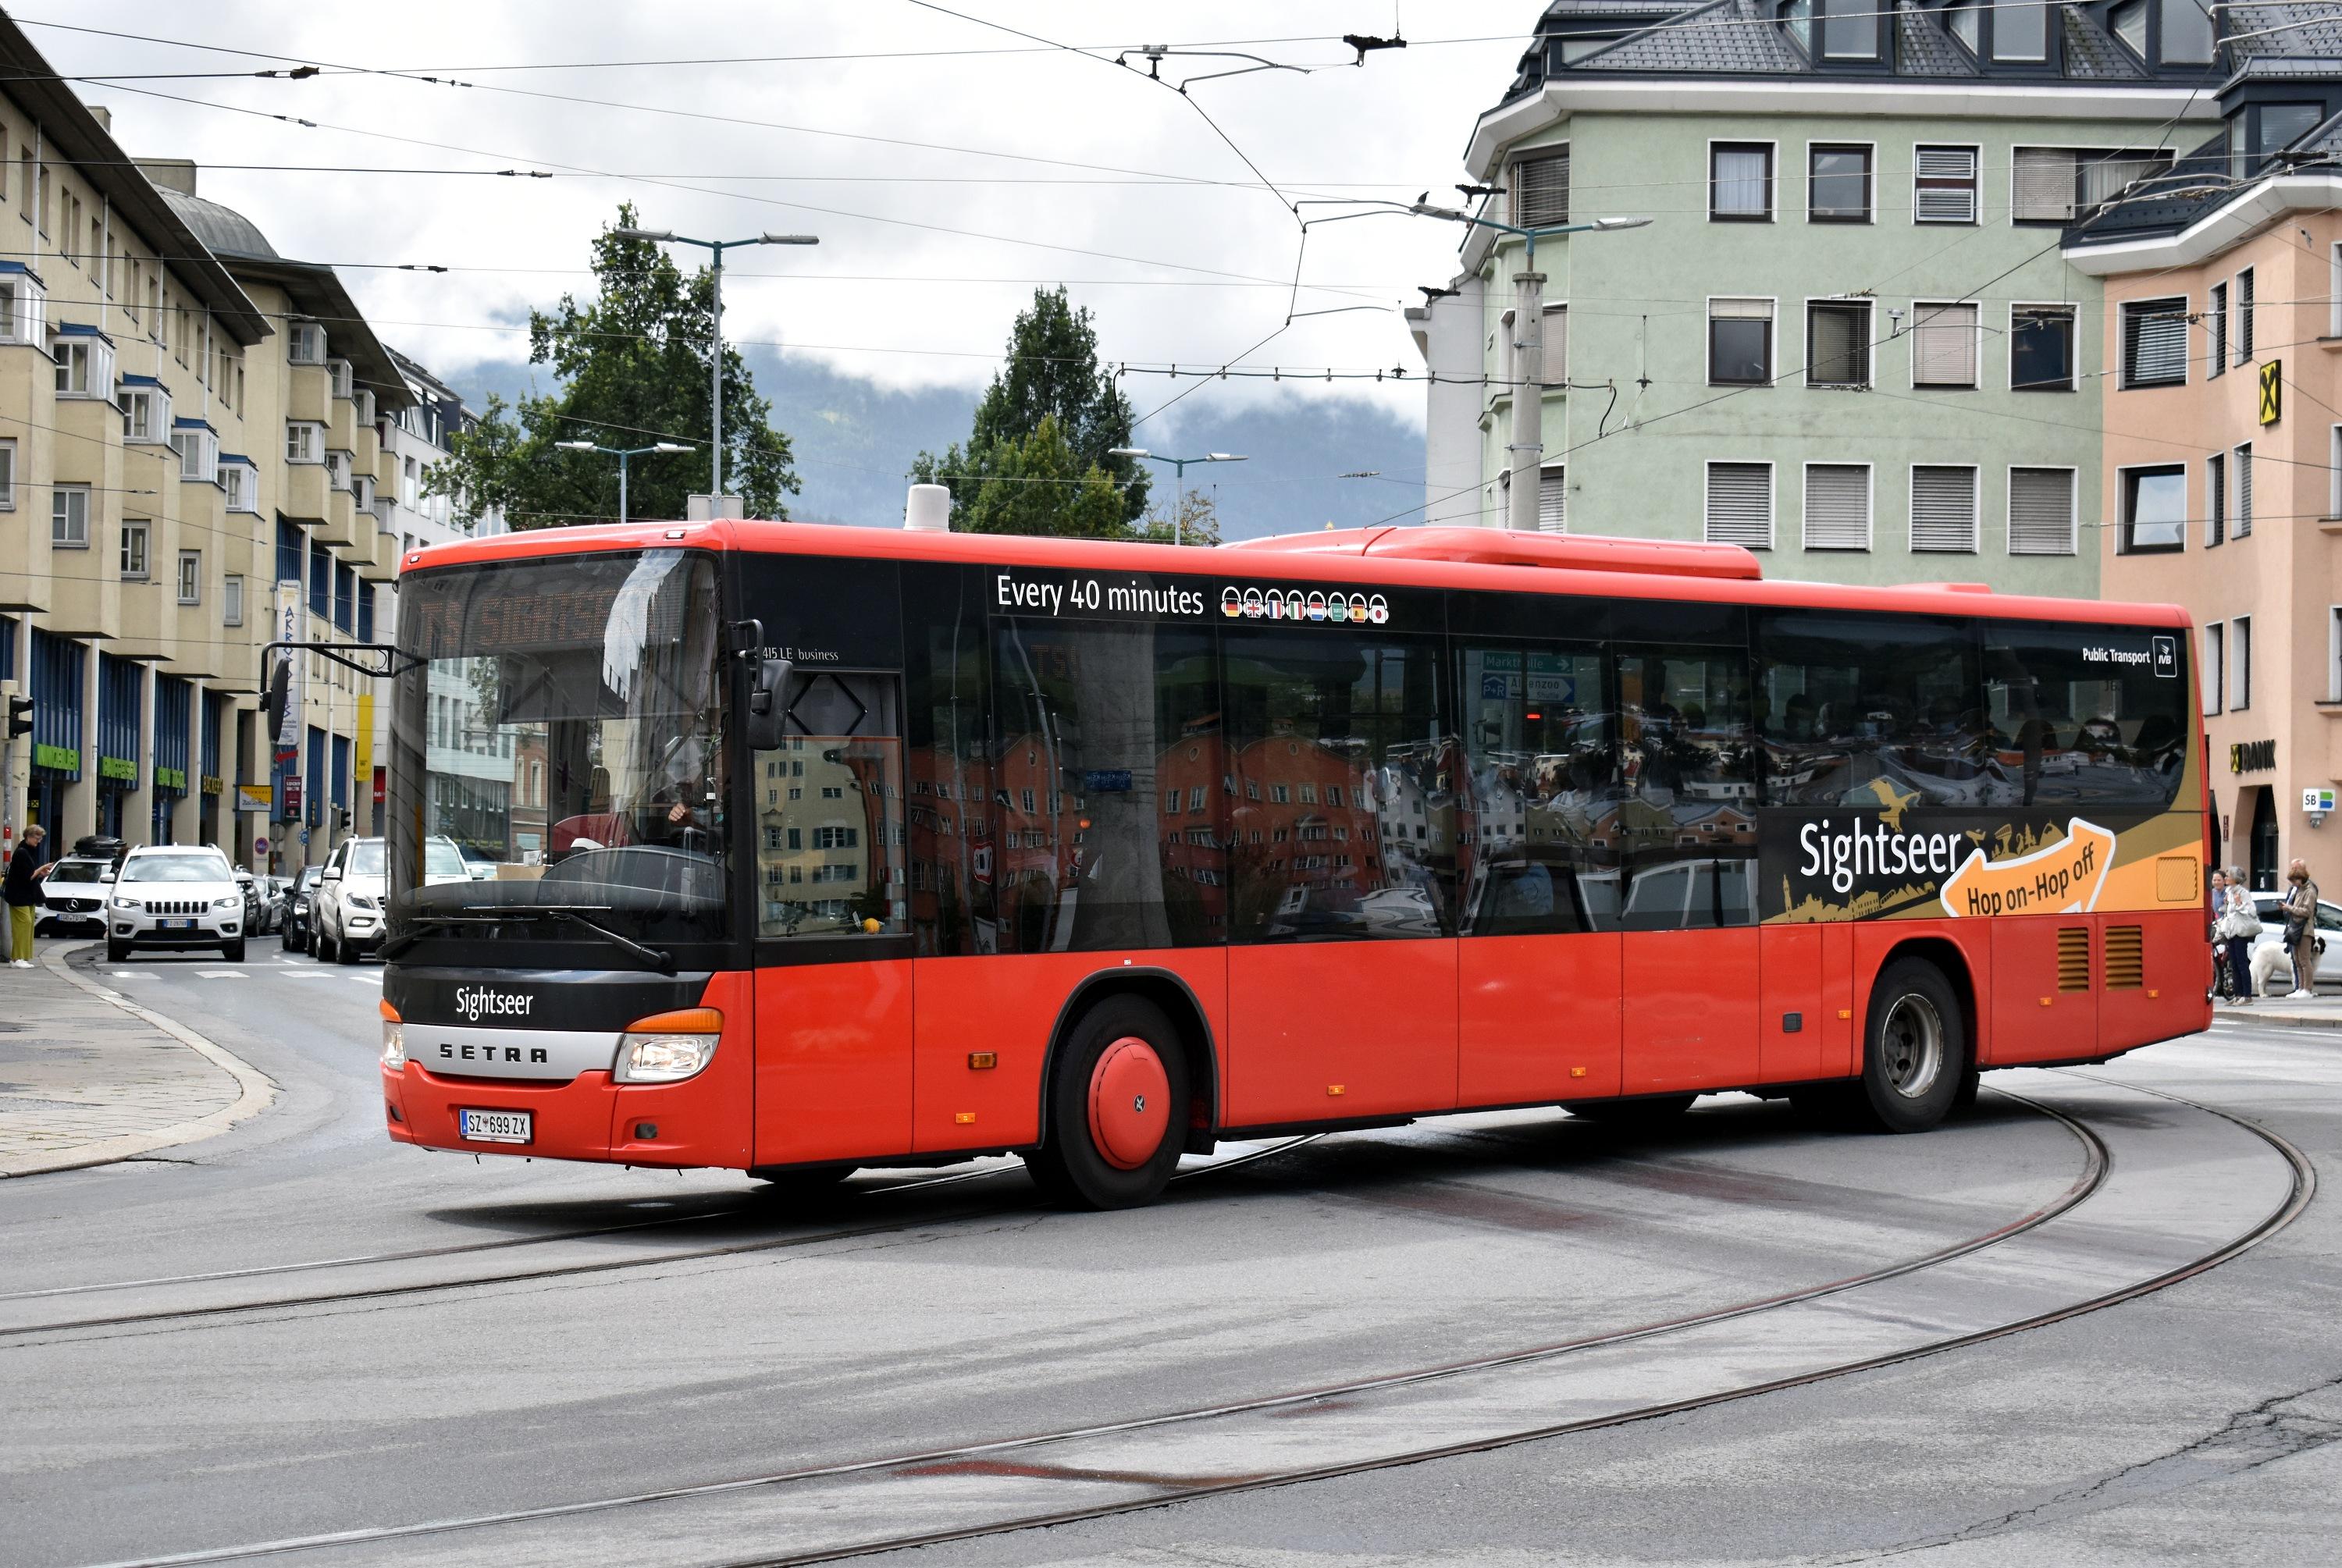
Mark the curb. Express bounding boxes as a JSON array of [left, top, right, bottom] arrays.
[[2214, 1005, 2342, 1033], [0, 944, 280, 1178]]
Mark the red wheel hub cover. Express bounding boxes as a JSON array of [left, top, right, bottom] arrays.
[[1087, 1036, 1172, 1172]]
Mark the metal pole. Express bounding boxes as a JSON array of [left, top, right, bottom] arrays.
[[1507, 246, 1547, 533], [710, 241, 725, 500], [1173, 458, 1185, 548], [618, 450, 630, 527]]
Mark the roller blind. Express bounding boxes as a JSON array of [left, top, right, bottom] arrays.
[[1912, 302, 1978, 387], [1705, 462, 1773, 548], [2123, 298, 2188, 386], [1539, 465, 1567, 532], [1910, 465, 1979, 552], [1803, 464, 1871, 550], [1512, 150, 1569, 227], [2008, 468, 2076, 555], [2237, 445, 2253, 537], [2013, 148, 2075, 222]]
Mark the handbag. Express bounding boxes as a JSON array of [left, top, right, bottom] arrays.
[[2231, 899, 2264, 940]]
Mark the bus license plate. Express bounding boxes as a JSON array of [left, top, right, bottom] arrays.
[[459, 1109, 532, 1144]]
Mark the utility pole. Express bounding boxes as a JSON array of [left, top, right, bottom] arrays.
[[554, 441, 695, 524], [1507, 267, 1547, 535]]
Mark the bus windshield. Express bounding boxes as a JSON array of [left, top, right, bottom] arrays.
[[389, 549, 729, 948]]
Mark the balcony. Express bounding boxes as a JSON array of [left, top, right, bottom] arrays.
[[281, 461, 329, 525], [285, 363, 330, 424], [311, 485, 360, 549]]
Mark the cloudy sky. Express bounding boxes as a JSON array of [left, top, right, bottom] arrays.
[[44, 3, 1541, 524]]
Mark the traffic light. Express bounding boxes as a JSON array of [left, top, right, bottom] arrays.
[[5, 695, 30, 740], [262, 657, 290, 740]]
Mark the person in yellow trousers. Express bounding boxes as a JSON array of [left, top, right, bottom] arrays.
[[5, 823, 46, 967]]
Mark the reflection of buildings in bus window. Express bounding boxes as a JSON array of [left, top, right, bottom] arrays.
[[425, 662, 516, 857], [755, 738, 902, 936], [508, 734, 548, 862]]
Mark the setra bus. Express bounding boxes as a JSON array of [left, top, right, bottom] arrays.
[[379, 511, 2211, 1207]]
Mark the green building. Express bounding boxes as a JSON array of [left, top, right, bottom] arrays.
[[1408, 0, 2228, 592]]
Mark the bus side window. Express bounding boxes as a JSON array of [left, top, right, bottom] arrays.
[[1455, 641, 1618, 936], [1615, 645, 1756, 930], [1981, 625, 2187, 810], [753, 672, 906, 940], [1755, 611, 1984, 809]]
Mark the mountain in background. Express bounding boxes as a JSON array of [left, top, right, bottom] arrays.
[[446, 350, 1426, 539]]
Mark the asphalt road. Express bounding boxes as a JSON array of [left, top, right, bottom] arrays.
[[2, 949, 2334, 1568]]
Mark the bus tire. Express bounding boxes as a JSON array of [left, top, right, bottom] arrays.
[[1566, 1093, 1696, 1125], [1857, 958, 1964, 1134], [1024, 994, 1189, 1211]]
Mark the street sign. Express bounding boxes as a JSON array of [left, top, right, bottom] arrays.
[[283, 776, 304, 818], [2305, 788, 2336, 815]]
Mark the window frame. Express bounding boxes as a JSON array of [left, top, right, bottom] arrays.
[[2234, 441, 2253, 537], [2006, 465, 2079, 556], [2208, 280, 2227, 378], [2203, 620, 2223, 716], [1908, 463, 1982, 554], [1510, 145, 1570, 228], [2236, 266, 2255, 364], [1909, 300, 1982, 389], [1804, 140, 1874, 223], [1912, 143, 1981, 225], [50, 483, 90, 547], [2119, 296, 2190, 389], [287, 321, 326, 364], [285, 421, 325, 464], [119, 518, 151, 581], [0, 435, 14, 510], [223, 573, 244, 628], [2118, 461, 2190, 555], [1708, 139, 1777, 223], [1705, 294, 1777, 386], [176, 549, 201, 606], [1804, 297, 1875, 389], [2231, 613, 2251, 711], [1801, 460, 1874, 551], [1703, 458, 1777, 549], [2207, 450, 2226, 547], [2009, 302, 2078, 392]]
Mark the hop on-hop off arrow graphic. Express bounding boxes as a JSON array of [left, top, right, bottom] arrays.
[[1940, 818, 2116, 919]]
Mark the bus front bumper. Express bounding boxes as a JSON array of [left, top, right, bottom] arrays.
[[383, 1060, 748, 1169]]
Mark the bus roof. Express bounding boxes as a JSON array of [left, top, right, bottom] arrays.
[[401, 519, 2191, 630]]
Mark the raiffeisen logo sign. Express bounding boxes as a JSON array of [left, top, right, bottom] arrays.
[[454, 986, 536, 1023]]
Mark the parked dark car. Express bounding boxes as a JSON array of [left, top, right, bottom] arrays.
[[282, 866, 323, 953]]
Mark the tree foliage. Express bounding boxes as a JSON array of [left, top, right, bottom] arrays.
[[429, 204, 799, 528], [912, 286, 1160, 537]]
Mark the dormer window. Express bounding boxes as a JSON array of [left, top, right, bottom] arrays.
[[2228, 103, 2326, 177], [1995, 0, 2046, 59], [1946, 1, 1981, 53], [1779, 0, 1813, 53], [1821, 0, 1879, 59], [2164, 0, 2216, 63], [2111, 0, 2147, 57]]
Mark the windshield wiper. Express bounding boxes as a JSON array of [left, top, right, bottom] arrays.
[[381, 907, 675, 974]]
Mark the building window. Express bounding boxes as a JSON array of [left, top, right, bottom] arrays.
[[326, 450, 353, 491], [120, 520, 151, 580], [222, 461, 256, 512], [52, 485, 89, 546], [2120, 464, 2187, 553], [1821, 0, 1881, 58], [223, 574, 244, 627], [2208, 281, 2227, 377], [2207, 451, 2225, 546], [53, 334, 110, 396], [2331, 607, 2342, 702], [2120, 297, 2188, 387], [1807, 144, 1871, 222], [2234, 443, 2252, 537], [2236, 268, 2255, 363], [121, 386, 167, 443], [170, 425, 217, 484], [1511, 148, 1568, 226], [1806, 300, 1872, 388], [1708, 297, 1774, 384], [2331, 425, 2342, 520], [1710, 143, 1773, 221], [1910, 302, 1979, 388], [2010, 306, 2077, 390], [286, 421, 324, 464], [0, 437, 13, 509], [1913, 145, 1979, 224], [328, 359, 354, 400], [0, 272, 45, 344], [354, 388, 376, 425], [176, 550, 201, 606], [2008, 468, 2077, 556], [288, 322, 326, 364], [2203, 621, 2223, 716], [1538, 464, 1567, 532], [2231, 615, 2251, 711], [2112, 0, 2148, 57], [1995, 0, 2047, 59], [1910, 465, 1980, 553], [1802, 462, 1872, 550], [1704, 461, 1774, 549], [2164, 0, 2216, 62]]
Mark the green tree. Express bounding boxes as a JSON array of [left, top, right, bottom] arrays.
[[912, 286, 1151, 535], [1134, 488, 1221, 548], [429, 204, 799, 528]]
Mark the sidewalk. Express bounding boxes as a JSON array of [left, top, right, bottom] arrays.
[[2215, 988, 2342, 1030], [0, 944, 275, 1177]]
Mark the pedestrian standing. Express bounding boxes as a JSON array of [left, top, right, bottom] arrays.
[[2223, 867, 2258, 1004], [5, 824, 46, 967], [2282, 859, 2321, 999]]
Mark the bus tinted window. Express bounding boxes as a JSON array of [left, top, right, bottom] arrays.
[[1618, 646, 1757, 930], [991, 620, 1219, 952], [753, 672, 906, 939], [1756, 613, 1985, 808], [905, 569, 991, 957], [1981, 624, 2186, 809], [1224, 631, 1453, 941], [1458, 642, 1620, 934]]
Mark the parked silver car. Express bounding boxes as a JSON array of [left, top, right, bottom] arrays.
[[2248, 894, 2342, 994]]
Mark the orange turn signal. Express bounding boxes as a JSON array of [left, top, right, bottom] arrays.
[[626, 1007, 723, 1034], [967, 1051, 997, 1070], [954, 1111, 977, 1124], [378, 997, 401, 1022], [1326, 1084, 1346, 1097]]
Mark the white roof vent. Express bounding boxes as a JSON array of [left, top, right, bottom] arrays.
[[904, 483, 952, 532]]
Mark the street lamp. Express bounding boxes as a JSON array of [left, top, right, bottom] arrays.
[[1106, 449, 1247, 546], [1403, 204, 1650, 532], [554, 439, 695, 525], [614, 226, 818, 503]]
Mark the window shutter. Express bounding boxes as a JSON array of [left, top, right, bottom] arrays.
[[2207, 452, 2225, 546], [1543, 304, 1567, 379], [2237, 446, 2253, 536], [1803, 464, 1871, 549], [2013, 148, 2076, 222], [1513, 151, 1569, 227], [2008, 468, 2076, 555], [2124, 299, 2188, 384], [2208, 283, 2227, 372], [1910, 465, 1979, 552], [2238, 269, 2255, 360], [1912, 303, 1978, 386], [1914, 146, 1978, 223], [1705, 462, 1773, 548], [1539, 466, 1567, 532]]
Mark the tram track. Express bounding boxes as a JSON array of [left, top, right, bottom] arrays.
[[80, 1079, 2275, 1568], [0, 1139, 1319, 1342]]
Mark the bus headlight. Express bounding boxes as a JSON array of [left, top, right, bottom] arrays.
[[614, 1008, 723, 1083], [379, 998, 406, 1069]]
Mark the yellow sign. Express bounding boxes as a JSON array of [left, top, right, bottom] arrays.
[[354, 692, 374, 796], [2258, 358, 2282, 425], [1941, 818, 2115, 919]]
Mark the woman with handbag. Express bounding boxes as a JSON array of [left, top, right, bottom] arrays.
[[2223, 868, 2259, 1004], [2283, 860, 2321, 998]]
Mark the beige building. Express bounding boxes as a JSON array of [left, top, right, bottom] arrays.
[[0, 15, 411, 876]]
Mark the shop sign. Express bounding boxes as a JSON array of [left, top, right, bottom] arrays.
[[33, 742, 76, 772], [2230, 739, 2276, 773], [2259, 359, 2283, 426], [237, 784, 274, 813], [201, 774, 225, 796], [98, 756, 137, 783], [154, 766, 187, 791]]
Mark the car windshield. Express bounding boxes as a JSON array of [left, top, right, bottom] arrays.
[[123, 853, 230, 884], [347, 841, 386, 878], [425, 840, 467, 879], [48, 862, 105, 884], [390, 549, 728, 947]]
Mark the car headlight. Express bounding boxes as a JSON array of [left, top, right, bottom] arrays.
[[213, 895, 241, 909], [348, 894, 378, 912], [614, 1008, 723, 1083], [379, 999, 406, 1069], [112, 896, 137, 911]]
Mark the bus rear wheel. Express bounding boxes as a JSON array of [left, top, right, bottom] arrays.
[[1024, 995, 1189, 1211], [1857, 958, 1964, 1134]]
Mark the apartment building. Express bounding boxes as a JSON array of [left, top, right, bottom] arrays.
[[2066, 27, 2342, 894], [0, 12, 409, 874], [1408, 0, 2223, 595]]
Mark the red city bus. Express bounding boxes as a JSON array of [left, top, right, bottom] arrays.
[[379, 518, 2209, 1207]]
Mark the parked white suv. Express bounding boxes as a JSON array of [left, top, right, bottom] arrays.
[[314, 836, 468, 964], [106, 846, 245, 963]]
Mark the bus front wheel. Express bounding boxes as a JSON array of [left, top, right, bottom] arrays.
[[1025, 995, 1189, 1211], [1858, 958, 1965, 1134]]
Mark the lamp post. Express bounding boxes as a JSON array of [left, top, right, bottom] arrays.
[[1105, 449, 1246, 546], [1405, 206, 1650, 532], [613, 226, 818, 504], [554, 440, 696, 524]]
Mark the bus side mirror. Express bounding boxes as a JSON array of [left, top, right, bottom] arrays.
[[746, 657, 792, 752]]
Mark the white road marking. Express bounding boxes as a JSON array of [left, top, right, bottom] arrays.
[[194, 970, 248, 980], [275, 969, 338, 979], [106, 971, 158, 980]]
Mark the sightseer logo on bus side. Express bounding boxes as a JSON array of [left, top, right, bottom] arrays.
[[1770, 813, 2119, 922]]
